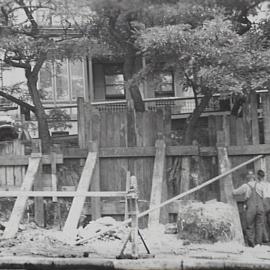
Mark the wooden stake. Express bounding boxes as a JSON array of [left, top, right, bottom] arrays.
[[217, 131, 244, 244], [3, 155, 42, 239], [124, 171, 131, 220], [148, 138, 166, 227], [32, 139, 44, 227], [76, 154, 262, 245], [63, 142, 98, 236]]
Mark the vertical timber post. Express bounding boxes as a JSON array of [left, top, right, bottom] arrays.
[[63, 140, 98, 237], [148, 136, 166, 227], [262, 92, 270, 181], [217, 131, 244, 244], [3, 141, 42, 238], [129, 175, 139, 258], [33, 139, 44, 227], [78, 97, 86, 149], [90, 141, 101, 220], [51, 145, 62, 228], [127, 100, 137, 175]]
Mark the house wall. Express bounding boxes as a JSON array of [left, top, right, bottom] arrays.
[[91, 57, 147, 101]]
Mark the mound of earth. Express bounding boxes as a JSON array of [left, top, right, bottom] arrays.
[[177, 200, 236, 243]]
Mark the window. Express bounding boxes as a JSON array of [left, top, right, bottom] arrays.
[[155, 71, 175, 97], [35, 0, 91, 27], [104, 65, 125, 99], [39, 59, 85, 103]]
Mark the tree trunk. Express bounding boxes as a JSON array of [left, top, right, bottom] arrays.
[[183, 93, 212, 145], [123, 52, 145, 112], [26, 71, 51, 153], [180, 93, 212, 194]]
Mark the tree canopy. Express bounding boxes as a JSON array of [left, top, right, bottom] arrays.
[[84, 0, 270, 143], [0, 0, 269, 148], [0, 0, 89, 151]]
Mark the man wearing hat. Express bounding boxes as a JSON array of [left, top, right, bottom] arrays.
[[233, 170, 265, 247]]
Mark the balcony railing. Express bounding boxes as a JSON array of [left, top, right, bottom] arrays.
[[90, 95, 232, 115], [91, 100, 128, 112], [42, 90, 267, 117]]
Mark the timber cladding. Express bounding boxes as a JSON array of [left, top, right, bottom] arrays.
[[98, 110, 168, 226], [75, 92, 270, 226], [1, 92, 270, 228], [0, 140, 26, 190], [77, 98, 172, 226]]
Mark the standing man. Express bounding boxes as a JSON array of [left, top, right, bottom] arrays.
[[233, 170, 265, 247]]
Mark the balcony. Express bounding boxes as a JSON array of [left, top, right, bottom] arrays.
[[91, 94, 232, 117], [90, 90, 267, 118]]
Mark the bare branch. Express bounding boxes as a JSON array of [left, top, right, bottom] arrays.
[[184, 72, 198, 107], [15, 0, 38, 35], [1, 6, 9, 25], [4, 51, 30, 69], [32, 51, 47, 76], [0, 90, 36, 113]]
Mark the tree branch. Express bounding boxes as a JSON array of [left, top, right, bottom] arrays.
[[0, 90, 36, 113], [32, 51, 47, 77], [184, 72, 199, 107], [4, 55, 30, 69], [15, 0, 38, 36], [1, 6, 9, 25]]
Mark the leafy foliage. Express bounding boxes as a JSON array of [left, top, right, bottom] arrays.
[[47, 109, 72, 131], [0, 0, 90, 150]]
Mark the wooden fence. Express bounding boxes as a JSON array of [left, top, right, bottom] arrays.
[[1, 92, 270, 229], [0, 140, 26, 190], [75, 92, 270, 225]]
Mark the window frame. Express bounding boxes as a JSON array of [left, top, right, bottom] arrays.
[[39, 59, 86, 104], [104, 64, 125, 100], [154, 70, 175, 98]]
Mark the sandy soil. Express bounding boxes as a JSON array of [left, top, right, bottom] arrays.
[[0, 219, 269, 263]]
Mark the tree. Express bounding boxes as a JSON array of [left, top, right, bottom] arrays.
[[87, 0, 268, 136], [85, 0, 217, 111], [132, 0, 270, 193], [137, 17, 270, 144], [0, 0, 89, 152]]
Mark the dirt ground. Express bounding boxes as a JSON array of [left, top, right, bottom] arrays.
[[0, 220, 270, 263]]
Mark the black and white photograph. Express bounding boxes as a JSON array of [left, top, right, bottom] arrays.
[[0, 0, 270, 269]]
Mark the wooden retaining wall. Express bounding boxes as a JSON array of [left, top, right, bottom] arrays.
[[1, 92, 270, 228], [76, 92, 270, 225], [78, 99, 171, 225], [0, 140, 25, 190]]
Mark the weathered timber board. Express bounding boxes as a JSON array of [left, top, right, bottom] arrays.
[[63, 151, 97, 236], [3, 156, 42, 239]]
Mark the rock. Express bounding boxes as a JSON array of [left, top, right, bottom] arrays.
[[164, 223, 178, 234], [177, 200, 235, 243], [96, 216, 117, 226], [77, 217, 128, 241]]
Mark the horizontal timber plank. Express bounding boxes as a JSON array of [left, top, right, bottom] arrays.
[[63, 144, 270, 158], [0, 191, 127, 197], [0, 155, 63, 166], [85, 200, 178, 216], [63, 146, 199, 158], [1, 144, 266, 164], [227, 144, 270, 155]]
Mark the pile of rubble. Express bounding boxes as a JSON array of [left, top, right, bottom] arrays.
[[77, 216, 129, 242], [177, 200, 235, 243]]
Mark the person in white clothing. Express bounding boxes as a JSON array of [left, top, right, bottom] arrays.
[[233, 170, 265, 247]]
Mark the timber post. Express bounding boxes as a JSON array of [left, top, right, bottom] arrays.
[[129, 175, 139, 258], [50, 144, 62, 228], [148, 135, 166, 227], [262, 92, 270, 181], [89, 141, 101, 220], [63, 140, 98, 237], [216, 131, 244, 244], [3, 140, 42, 239], [32, 139, 44, 227]]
